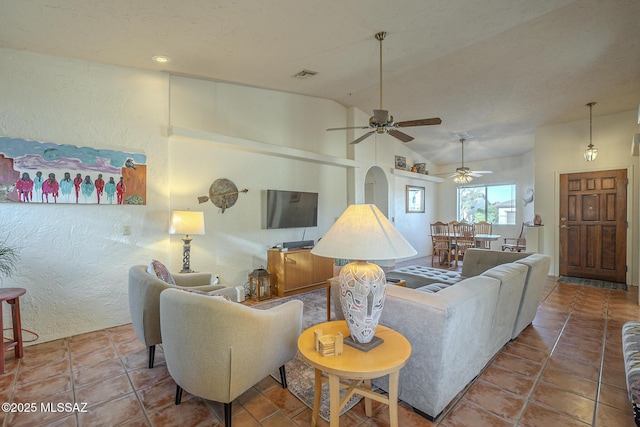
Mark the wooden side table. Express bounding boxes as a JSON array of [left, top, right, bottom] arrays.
[[326, 279, 406, 321], [0, 288, 26, 374], [297, 320, 411, 427]]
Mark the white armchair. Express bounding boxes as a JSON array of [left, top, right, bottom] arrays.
[[128, 264, 237, 368], [160, 288, 303, 427]]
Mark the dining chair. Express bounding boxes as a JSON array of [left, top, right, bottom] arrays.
[[447, 220, 460, 255], [430, 221, 451, 267], [474, 221, 492, 249], [502, 222, 528, 252], [453, 222, 476, 267]]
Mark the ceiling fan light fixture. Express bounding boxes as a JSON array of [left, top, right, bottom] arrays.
[[584, 102, 598, 161], [454, 174, 473, 184], [447, 135, 491, 182], [325, 32, 441, 144]]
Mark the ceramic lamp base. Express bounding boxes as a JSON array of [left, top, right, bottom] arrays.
[[338, 260, 386, 344]]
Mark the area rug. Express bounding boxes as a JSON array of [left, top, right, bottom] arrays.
[[254, 289, 363, 421], [253, 288, 334, 331], [557, 275, 627, 291]]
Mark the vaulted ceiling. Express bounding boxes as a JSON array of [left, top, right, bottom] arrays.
[[1, 0, 639, 165]]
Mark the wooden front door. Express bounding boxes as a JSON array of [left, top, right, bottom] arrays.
[[559, 169, 627, 283]]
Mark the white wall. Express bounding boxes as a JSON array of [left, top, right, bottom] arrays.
[[535, 109, 638, 284], [0, 49, 434, 343]]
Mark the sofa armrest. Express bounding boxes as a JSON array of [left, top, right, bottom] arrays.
[[208, 286, 239, 302]]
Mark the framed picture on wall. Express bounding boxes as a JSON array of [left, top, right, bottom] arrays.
[[406, 185, 425, 213], [395, 155, 407, 170]]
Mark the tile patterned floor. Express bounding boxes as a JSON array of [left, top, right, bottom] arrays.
[[2, 264, 640, 426]]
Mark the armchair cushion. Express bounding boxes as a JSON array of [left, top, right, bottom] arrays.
[[147, 260, 176, 285]]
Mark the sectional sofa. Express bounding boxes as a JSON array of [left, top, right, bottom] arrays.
[[329, 249, 551, 419]]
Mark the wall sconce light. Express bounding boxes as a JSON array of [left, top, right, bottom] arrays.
[[584, 102, 598, 162]]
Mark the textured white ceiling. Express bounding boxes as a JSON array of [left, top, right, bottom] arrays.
[[1, 0, 639, 165]]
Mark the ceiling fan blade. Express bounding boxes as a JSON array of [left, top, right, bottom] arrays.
[[396, 117, 442, 127], [350, 131, 376, 145], [472, 171, 493, 174], [388, 129, 414, 143], [327, 125, 370, 131], [373, 109, 389, 124]]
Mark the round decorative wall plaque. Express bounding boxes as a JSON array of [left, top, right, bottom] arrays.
[[197, 178, 248, 213]]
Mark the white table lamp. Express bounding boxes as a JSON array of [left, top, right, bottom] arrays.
[[169, 210, 205, 273], [312, 204, 416, 347]]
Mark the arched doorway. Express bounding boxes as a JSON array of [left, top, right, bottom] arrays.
[[364, 166, 389, 218]]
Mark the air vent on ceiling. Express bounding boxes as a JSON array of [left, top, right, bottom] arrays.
[[293, 69, 318, 78]]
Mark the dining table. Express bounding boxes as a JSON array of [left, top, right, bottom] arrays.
[[431, 233, 501, 266]]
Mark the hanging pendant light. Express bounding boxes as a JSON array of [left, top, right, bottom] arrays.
[[584, 102, 598, 161]]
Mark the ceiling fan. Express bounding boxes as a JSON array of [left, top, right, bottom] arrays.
[[326, 31, 442, 144], [449, 136, 492, 183]]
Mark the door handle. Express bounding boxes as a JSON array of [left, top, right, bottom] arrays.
[[560, 225, 570, 229]]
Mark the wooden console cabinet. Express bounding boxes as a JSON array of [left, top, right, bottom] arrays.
[[267, 248, 334, 297]]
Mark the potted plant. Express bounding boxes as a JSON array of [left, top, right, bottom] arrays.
[[0, 240, 19, 278]]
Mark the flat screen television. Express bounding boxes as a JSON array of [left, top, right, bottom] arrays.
[[266, 190, 318, 229]]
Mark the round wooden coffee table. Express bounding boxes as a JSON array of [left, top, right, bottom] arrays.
[[297, 320, 411, 427]]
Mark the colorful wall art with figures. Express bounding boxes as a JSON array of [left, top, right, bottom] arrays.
[[0, 137, 147, 205]]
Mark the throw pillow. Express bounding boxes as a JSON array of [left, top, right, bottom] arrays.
[[147, 260, 177, 286]]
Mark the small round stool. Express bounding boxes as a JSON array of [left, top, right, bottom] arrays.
[[0, 288, 26, 374]]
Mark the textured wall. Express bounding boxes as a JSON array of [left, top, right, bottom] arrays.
[[0, 49, 170, 343]]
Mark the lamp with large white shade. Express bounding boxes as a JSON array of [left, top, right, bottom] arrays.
[[312, 204, 416, 348]]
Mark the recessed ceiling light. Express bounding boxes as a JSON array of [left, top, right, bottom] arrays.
[[152, 55, 172, 64]]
